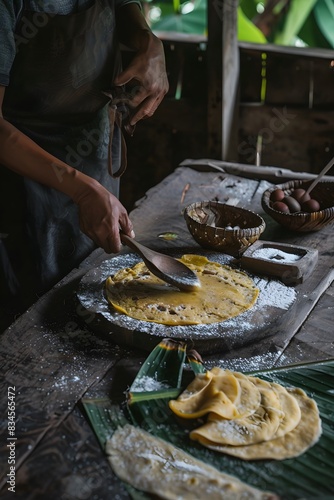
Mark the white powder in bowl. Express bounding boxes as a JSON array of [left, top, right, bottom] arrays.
[[252, 247, 302, 262]]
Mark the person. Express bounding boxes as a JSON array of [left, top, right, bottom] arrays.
[[0, 0, 169, 330]]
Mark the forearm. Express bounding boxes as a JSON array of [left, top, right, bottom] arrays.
[[0, 118, 98, 203], [116, 3, 158, 51]]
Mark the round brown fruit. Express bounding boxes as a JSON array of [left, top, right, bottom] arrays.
[[272, 201, 290, 213], [291, 188, 311, 203], [270, 189, 285, 203], [301, 199, 320, 213], [283, 196, 301, 213]]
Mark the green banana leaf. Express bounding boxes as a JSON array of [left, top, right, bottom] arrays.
[[273, 0, 319, 45], [145, 0, 333, 48], [129, 337, 186, 392], [313, 0, 334, 47], [150, 0, 267, 42], [151, 0, 207, 35], [82, 340, 334, 499], [238, 6, 268, 43], [239, 0, 262, 21]]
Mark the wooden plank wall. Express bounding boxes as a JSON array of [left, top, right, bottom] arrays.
[[238, 43, 334, 173], [207, 0, 239, 161], [121, 39, 334, 211]]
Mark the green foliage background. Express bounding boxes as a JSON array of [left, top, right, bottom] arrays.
[[142, 0, 334, 48]]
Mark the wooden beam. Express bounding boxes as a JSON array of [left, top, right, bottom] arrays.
[[207, 0, 239, 161], [239, 41, 334, 59]]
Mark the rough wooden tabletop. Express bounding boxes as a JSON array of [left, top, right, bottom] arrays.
[[0, 167, 333, 498]]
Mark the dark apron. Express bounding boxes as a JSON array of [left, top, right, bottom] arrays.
[[0, 0, 123, 324]]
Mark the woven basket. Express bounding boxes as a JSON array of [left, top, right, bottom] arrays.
[[261, 180, 334, 232], [184, 201, 266, 257]]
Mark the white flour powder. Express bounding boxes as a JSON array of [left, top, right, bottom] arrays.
[[255, 279, 296, 310], [252, 248, 301, 262]]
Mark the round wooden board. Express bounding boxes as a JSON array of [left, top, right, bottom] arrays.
[[76, 250, 298, 354]]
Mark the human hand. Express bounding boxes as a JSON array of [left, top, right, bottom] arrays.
[[74, 180, 134, 253], [114, 31, 169, 127]]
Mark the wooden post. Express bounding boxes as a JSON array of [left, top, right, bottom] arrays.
[[207, 0, 239, 161]]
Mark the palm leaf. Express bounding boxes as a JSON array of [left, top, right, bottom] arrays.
[[129, 337, 186, 392], [273, 0, 318, 45], [127, 338, 187, 430], [150, 0, 207, 35], [186, 347, 207, 374], [238, 6, 268, 43], [313, 0, 334, 48]]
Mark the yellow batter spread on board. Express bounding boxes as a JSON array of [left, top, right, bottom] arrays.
[[105, 254, 259, 325]]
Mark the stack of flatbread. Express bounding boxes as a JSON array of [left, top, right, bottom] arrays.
[[169, 367, 322, 460]]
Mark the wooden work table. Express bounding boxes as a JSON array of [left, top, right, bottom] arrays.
[[0, 166, 333, 498]]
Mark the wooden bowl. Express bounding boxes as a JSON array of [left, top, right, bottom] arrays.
[[184, 201, 266, 257], [261, 180, 334, 232]]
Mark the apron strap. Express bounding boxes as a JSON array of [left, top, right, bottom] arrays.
[[108, 104, 129, 179], [15, 0, 28, 28]]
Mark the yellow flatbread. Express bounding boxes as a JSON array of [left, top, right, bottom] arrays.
[[168, 368, 261, 421], [268, 382, 301, 439], [105, 254, 259, 325], [190, 377, 283, 446], [231, 372, 262, 418], [169, 369, 241, 420], [169, 369, 321, 461], [203, 388, 321, 460], [106, 424, 279, 500]]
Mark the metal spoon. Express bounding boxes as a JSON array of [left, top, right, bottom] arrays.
[[121, 233, 201, 292]]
